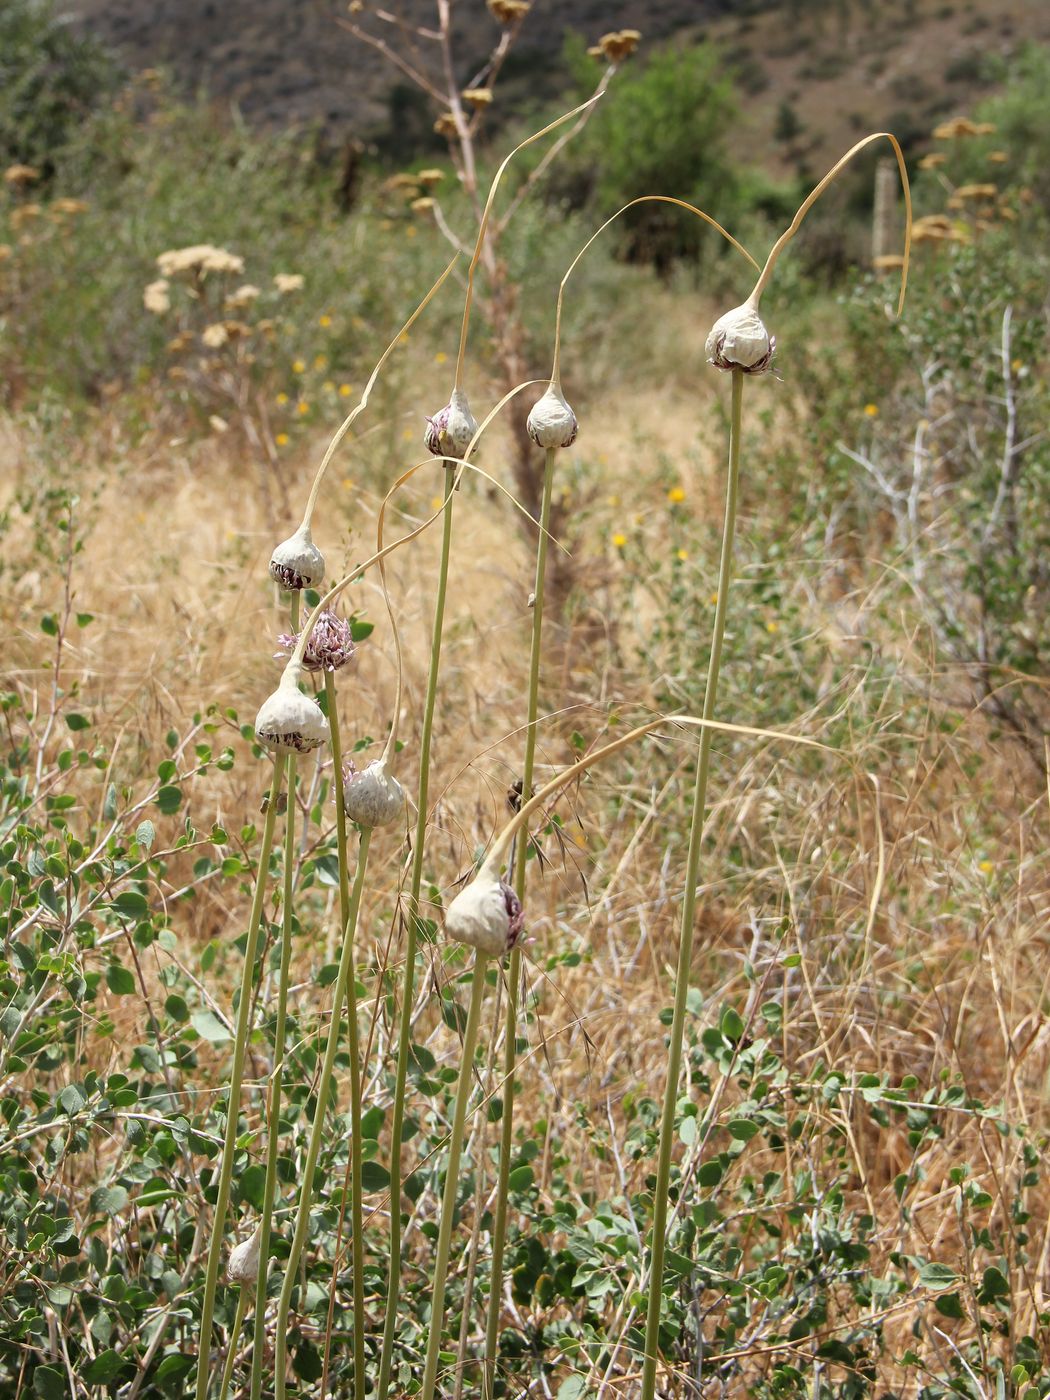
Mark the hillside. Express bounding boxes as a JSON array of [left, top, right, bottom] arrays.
[[62, 0, 1050, 171]]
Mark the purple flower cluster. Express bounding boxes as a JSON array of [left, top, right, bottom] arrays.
[[276, 609, 356, 673]]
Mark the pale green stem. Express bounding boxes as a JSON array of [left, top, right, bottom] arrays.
[[249, 750, 296, 1399], [377, 470, 457, 1400], [420, 955, 489, 1400], [482, 447, 556, 1397], [640, 368, 743, 1400], [195, 770, 284, 1400], [323, 672, 368, 1400], [250, 593, 301, 1400], [274, 827, 372, 1399], [219, 1287, 250, 1400]]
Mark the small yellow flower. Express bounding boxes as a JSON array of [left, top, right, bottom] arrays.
[[606, 494, 620, 507], [710, 592, 719, 605], [979, 859, 994, 874], [1011, 358, 1023, 372], [275, 432, 289, 446], [405, 225, 417, 239], [338, 383, 353, 398], [431, 495, 444, 511], [863, 403, 878, 417], [667, 486, 686, 504], [766, 620, 779, 633], [292, 358, 306, 374], [612, 532, 627, 549], [434, 351, 448, 365], [398, 331, 410, 345], [314, 353, 328, 370], [676, 548, 689, 562], [319, 313, 332, 328], [297, 401, 310, 416], [322, 380, 335, 393], [342, 476, 353, 489], [276, 391, 289, 405]]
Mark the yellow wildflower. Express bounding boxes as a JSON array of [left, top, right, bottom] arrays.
[[434, 351, 448, 365], [292, 358, 306, 373], [297, 401, 310, 416], [863, 403, 878, 417], [612, 532, 627, 549], [275, 432, 289, 446], [338, 384, 353, 397], [979, 859, 993, 874], [667, 486, 685, 503], [276, 391, 289, 405], [676, 549, 689, 562], [319, 313, 332, 327], [314, 353, 328, 370]]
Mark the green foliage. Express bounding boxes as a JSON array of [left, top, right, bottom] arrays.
[[0, 0, 118, 170], [563, 39, 742, 272]]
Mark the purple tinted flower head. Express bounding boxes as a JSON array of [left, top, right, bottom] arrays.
[[499, 877, 525, 951], [423, 387, 478, 459], [276, 609, 356, 673]]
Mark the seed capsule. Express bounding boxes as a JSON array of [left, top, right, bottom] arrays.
[[526, 382, 578, 449], [342, 757, 405, 829], [705, 301, 775, 374], [444, 874, 525, 958], [424, 388, 478, 458], [255, 670, 330, 754], [269, 523, 325, 591]]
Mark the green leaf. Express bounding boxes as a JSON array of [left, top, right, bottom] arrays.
[[83, 1349, 126, 1384], [360, 1160, 390, 1192], [978, 1265, 1011, 1303], [238, 1164, 267, 1210], [156, 785, 182, 815], [349, 619, 374, 642], [33, 1366, 67, 1399], [936, 1291, 966, 1319], [191, 1010, 232, 1043], [90, 1185, 129, 1215], [720, 1006, 745, 1042], [40, 614, 58, 637], [106, 964, 136, 996], [58, 1084, 85, 1115], [508, 1165, 534, 1191], [727, 1118, 760, 1142], [557, 1379, 587, 1400], [155, 1353, 195, 1383], [65, 713, 91, 731], [697, 1160, 723, 1188], [918, 1261, 959, 1290], [113, 890, 149, 917], [136, 820, 156, 851]]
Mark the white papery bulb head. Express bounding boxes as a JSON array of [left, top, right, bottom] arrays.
[[424, 388, 478, 458], [444, 873, 525, 958], [705, 301, 775, 374], [342, 757, 405, 829], [527, 382, 578, 449], [227, 1225, 262, 1286], [254, 671, 330, 754], [269, 523, 325, 590]]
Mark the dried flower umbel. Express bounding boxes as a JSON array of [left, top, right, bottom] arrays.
[[277, 608, 356, 673], [254, 669, 330, 754], [424, 388, 479, 458], [269, 523, 325, 591]]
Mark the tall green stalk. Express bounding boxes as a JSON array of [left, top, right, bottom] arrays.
[[195, 767, 285, 1400], [219, 1287, 250, 1400], [323, 671, 368, 1400], [249, 747, 296, 1399], [640, 369, 743, 1400], [274, 826, 371, 1399], [482, 447, 556, 1396], [377, 470, 456, 1400], [420, 955, 490, 1400]]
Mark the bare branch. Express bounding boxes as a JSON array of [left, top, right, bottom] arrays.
[[336, 18, 446, 103]]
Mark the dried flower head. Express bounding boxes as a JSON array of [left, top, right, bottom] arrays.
[[156, 244, 244, 277], [589, 29, 641, 62], [143, 279, 171, 315], [444, 874, 525, 958], [417, 168, 445, 187], [434, 112, 459, 138], [3, 164, 40, 187], [269, 524, 325, 591], [226, 283, 261, 308], [705, 302, 775, 375], [462, 88, 493, 108], [933, 117, 980, 140], [201, 322, 229, 348], [487, 0, 530, 21], [917, 152, 946, 170], [342, 757, 405, 829], [277, 609, 356, 673], [227, 1225, 262, 1286], [424, 388, 478, 458], [527, 383, 578, 449], [51, 197, 89, 216], [274, 272, 304, 293], [255, 671, 330, 755], [411, 196, 436, 215]]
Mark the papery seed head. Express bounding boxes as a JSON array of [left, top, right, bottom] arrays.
[[342, 757, 405, 829], [704, 302, 775, 375], [269, 523, 325, 591], [227, 1225, 262, 1285], [527, 383, 578, 449], [424, 388, 478, 459], [276, 609, 356, 673], [444, 874, 524, 958], [255, 673, 330, 755]]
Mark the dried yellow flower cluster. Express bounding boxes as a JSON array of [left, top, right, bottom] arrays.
[[932, 117, 996, 140], [3, 164, 39, 187], [156, 244, 245, 276], [487, 0, 530, 22], [588, 29, 641, 62]]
